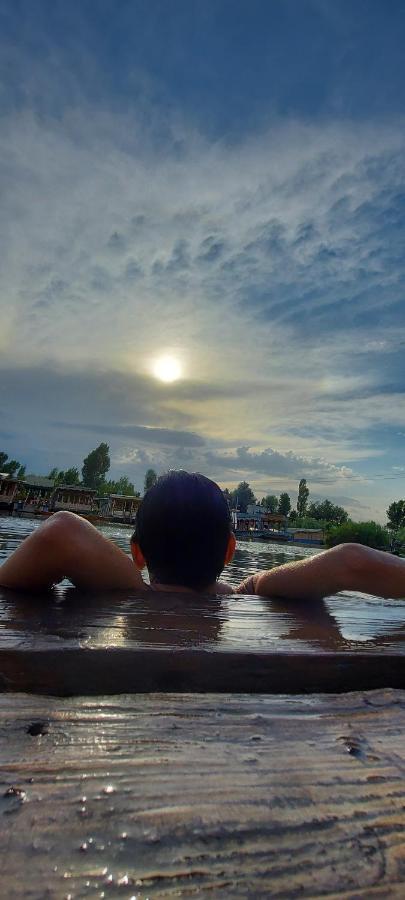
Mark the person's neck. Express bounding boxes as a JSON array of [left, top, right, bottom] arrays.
[[149, 575, 219, 594]]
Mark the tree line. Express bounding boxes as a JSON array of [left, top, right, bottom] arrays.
[[224, 477, 348, 525], [1, 445, 158, 497], [2, 447, 405, 549], [223, 476, 405, 550]]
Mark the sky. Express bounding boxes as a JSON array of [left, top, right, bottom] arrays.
[[0, 0, 405, 520]]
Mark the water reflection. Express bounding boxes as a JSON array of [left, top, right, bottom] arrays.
[[1, 516, 405, 652]]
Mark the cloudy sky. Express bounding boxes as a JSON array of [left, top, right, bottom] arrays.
[[1, 0, 405, 520]]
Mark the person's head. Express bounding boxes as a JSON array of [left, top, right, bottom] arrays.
[[131, 470, 235, 591]]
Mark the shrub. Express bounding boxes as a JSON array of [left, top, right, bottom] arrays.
[[326, 520, 390, 550]]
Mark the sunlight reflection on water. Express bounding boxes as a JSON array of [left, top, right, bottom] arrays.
[[1, 515, 405, 651]]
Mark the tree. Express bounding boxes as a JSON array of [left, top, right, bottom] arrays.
[[48, 467, 80, 486], [222, 488, 233, 508], [278, 492, 291, 516], [82, 443, 110, 489], [0, 451, 25, 478], [260, 494, 278, 513], [296, 478, 309, 518], [308, 500, 348, 525], [98, 476, 139, 497], [326, 521, 390, 550], [386, 500, 405, 531], [62, 467, 80, 485], [144, 468, 157, 493], [229, 481, 256, 512], [293, 515, 326, 529], [289, 509, 298, 523]]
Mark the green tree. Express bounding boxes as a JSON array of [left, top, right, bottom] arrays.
[[98, 475, 139, 497], [0, 452, 25, 478], [116, 476, 139, 496], [230, 481, 256, 512], [395, 526, 405, 551], [386, 500, 405, 530], [48, 467, 80, 486], [278, 492, 291, 516], [260, 494, 278, 512], [326, 521, 390, 550], [62, 467, 80, 485], [144, 468, 157, 493], [82, 443, 110, 489], [308, 499, 348, 525], [296, 478, 309, 518], [293, 516, 327, 529]]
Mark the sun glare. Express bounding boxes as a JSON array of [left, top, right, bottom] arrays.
[[153, 355, 182, 383]]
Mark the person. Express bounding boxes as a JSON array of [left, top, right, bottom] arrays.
[[0, 470, 404, 600]]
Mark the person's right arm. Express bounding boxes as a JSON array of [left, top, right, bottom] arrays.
[[0, 511, 145, 592], [235, 543, 405, 600]]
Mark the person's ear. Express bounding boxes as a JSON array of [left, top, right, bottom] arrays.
[[224, 532, 236, 566], [131, 541, 146, 570]]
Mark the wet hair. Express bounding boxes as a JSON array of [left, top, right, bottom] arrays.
[[131, 470, 232, 590]]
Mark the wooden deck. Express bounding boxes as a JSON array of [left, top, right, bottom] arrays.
[[1, 586, 405, 895], [1, 690, 405, 897]]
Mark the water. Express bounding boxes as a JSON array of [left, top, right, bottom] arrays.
[[1, 514, 405, 651], [0, 514, 318, 587]]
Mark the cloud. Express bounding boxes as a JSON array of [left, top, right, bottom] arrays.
[[52, 420, 205, 447], [202, 446, 356, 484], [1, 90, 404, 516]]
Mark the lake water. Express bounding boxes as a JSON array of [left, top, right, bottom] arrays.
[[1, 514, 405, 650], [0, 514, 318, 587]]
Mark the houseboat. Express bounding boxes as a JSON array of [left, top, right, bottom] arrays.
[[51, 484, 97, 515], [96, 493, 141, 524], [0, 474, 21, 512], [1, 476, 141, 527], [21, 476, 54, 512], [232, 505, 290, 542], [288, 527, 325, 546]]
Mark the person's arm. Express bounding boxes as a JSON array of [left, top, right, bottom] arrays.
[[236, 543, 405, 600], [0, 511, 145, 592]]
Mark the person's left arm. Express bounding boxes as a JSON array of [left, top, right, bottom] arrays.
[[0, 511, 145, 592], [234, 543, 405, 600]]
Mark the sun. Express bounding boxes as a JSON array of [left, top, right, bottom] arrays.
[[153, 355, 182, 383]]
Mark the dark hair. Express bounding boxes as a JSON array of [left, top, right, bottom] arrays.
[[132, 470, 232, 590]]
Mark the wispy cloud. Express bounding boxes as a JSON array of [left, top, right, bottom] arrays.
[[1, 49, 405, 516]]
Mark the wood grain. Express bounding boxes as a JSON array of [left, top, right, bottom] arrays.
[[0, 588, 405, 693], [1, 690, 405, 897]]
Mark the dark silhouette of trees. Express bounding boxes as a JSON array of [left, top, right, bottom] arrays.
[[278, 492, 291, 516], [144, 469, 158, 493], [82, 443, 110, 489], [387, 500, 405, 530], [296, 478, 309, 518]]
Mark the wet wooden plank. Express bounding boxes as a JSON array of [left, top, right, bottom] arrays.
[[1, 588, 405, 694], [1, 689, 405, 897]]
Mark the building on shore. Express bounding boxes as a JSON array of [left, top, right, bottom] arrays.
[[51, 485, 97, 514], [22, 476, 55, 510], [96, 494, 141, 523], [232, 503, 288, 536], [288, 527, 325, 546], [0, 474, 21, 511]]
